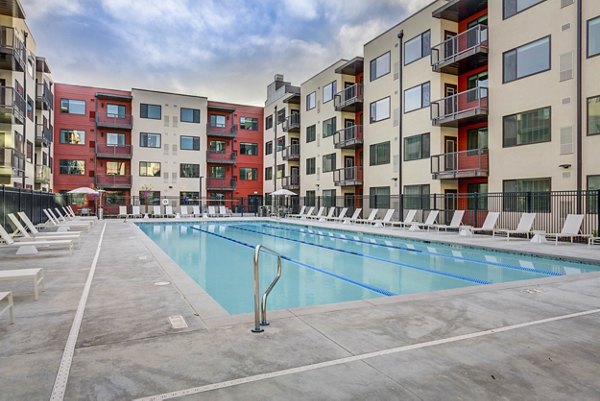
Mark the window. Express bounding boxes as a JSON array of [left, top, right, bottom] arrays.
[[588, 95, 600, 135], [277, 108, 286, 124], [587, 176, 600, 213], [322, 153, 336, 173], [139, 190, 161, 205], [467, 15, 488, 28], [240, 117, 258, 130], [60, 129, 85, 145], [140, 103, 161, 119], [306, 125, 316, 142], [265, 115, 273, 130], [276, 137, 285, 151], [467, 128, 488, 151], [322, 117, 336, 138], [180, 107, 200, 123], [59, 160, 85, 175], [503, 106, 551, 147], [323, 81, 337, 103], [322, 190, 336, 208], [467, 183, 488, 210], [404, 30, 431, 65], [370, 141, 391, 166], [503, 178, 551, 212], [60, 99, 85, 115], [467, 71, 488, 101], [265, 167, 273, 180], [306, 157, 316, 175], [240, 142, 258, 155], [404, 185, 430, 209], [106, 161, 125, 175], [180, 135, 200, 151], [404, 82, 430, 112], [180, 192, 199, 204], [26, 140, 32, 162], [404, 134, 430, 161], [370, 186, 390, 209], [140, 132, 161, 148], [107, 104, 125, 118], [370, 51, 391, 81], [305, 190, 316, 207], [139, 161, 161, 177], [209, 140, 226, 152], [210, 115, 226, 128], [210, 166, 225, 178], [589, 17, 600, 57], [265, 141, 273, 155], [276, 164, 285, 178], [503, 36, 550, 83], [306, 92, 316, 110], [180, 163, 200, 178], [27, 96, 33, 120], [240, 168, 258, 180], [504, 0, 545, 19], [370, 97, 390, 122]]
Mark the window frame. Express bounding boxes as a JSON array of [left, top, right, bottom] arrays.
[[403, 184, 430, 210], [306, 124, 316, 143], [588, 16, 600, 58], [322, 117, 337, 138], [140, 103, 162, 120], [369, 51, 391, 81], [404, 82, 430, 113], [404, 30, 431, 65], [60, 99, 85, 115], [503, 0, 546, 20], [209, 114, 226, 128], [139, 132, 161, 148], [240, 117, 259, 130], [370, 96, 391, 123], [503, 106, 552, 148], [139, 161, 162, 177], [403, 133, 430, 161], [306, 92, 316, 111], [502, 177, 552, 212], [265, 115, 273, 130], [322, 81, 337, 104], [265, 166, 273, 181], [59, 159, 85, 175], [239, 142, 259, 156], [306, 157, 316, 175], [180, 107, 200, 123], [107, 104, 126, 118], [59, 129, 85, 145], [180, 135, 200, 151], [239, 167, 258, 181], [370, 141, 391, 166], [265, 141, 273, 155], [322, 153, 336, 173], [503, 35, 551, 83], [587, 95, 600, 136], [106, 132, 126, 146]]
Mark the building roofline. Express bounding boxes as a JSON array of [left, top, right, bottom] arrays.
[[55, 82, 131, 95], [208, 100, 264, 110], [131, 87, 208, 99], [301, 58, 349, 85]]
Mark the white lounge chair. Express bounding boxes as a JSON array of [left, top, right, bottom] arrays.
[[164, 206, 176, 218], [17, 212, 70, 235], [219, 206, 232, 217], [343, 208, 362, 224], [66, 206, 97, 221], [307, 207, 326, 220], [0, 269, 44, 300], [179, 205, 189, 218], [207, 206, 219, 217], [373, 209, 395, 227], [387, 209, 417, 228], [0, 224, 74, 255], [43, 210, 90, 231], [545, 214, 590, 245], [118, 206, 128, 218], [287, 206, 306, 219], [0, 292, 14, 325], [430, 210, 465, 231], [300, 207, 315, 220], [318, 207, 336, 222], [192, 205, 202, 217], [415, 210, 440, 230], [471, 212, 500, 235], [494, 213, 536, 240], [130, 205, 143, 218], [7, 214, 81, 246], [326, 207, 348, 222], [55, 208, 92, 225], [152, 205, 163, 218], [356, 209, 379, 225]]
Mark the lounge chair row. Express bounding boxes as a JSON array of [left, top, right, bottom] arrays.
[[117, 205, 233, 218]]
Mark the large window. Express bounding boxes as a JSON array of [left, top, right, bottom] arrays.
[[107, 104, 125, 118], [503, 36, 550, 83], [306, 157, 316, 175], [210, 166, 225, 178], [370, 51, 390, 81], [265, 167, 272, 180], [467, 128, 488, 151], [240, 142, 258, 155], [589, 17, 600, 57], [467, 183, 488, 210], [404, 133, 430, 161], [60, 99, 85, 115], [140, 103, 161, 120], [276, 137, 285, 151], [503, 106, 551, 147], [322, 117, 336, 138], [59, 129, 85, 145], [106, 133, 125, 146], [179, 163, 200, 178], [265, 115, 273, 130], [139, 161, 161, 177], [26, 97, 33, 120], [322, 153, 336, 173], [503, 0, 546, 19], [588, 95, 600, 135], [276, 164, 285, 178], [370, 97, 390, 122], [106, 161, 125, 175], [209, 140, 226, 152], [587, 176, 600, 213], [305, 190, 316, 207], [240, 168, 258, 180], [277, 109, 286, 124], [404, 82, 430, 112], [140, 132, 161, 148], [210, 115, 226, 127], [306, 92, 316, 110], [180, 107, 200, 123], [265, 141, 273, 155], [240, 117, 258, 130], [404, 30, 431, 65], [322, 190, 336, 208], [370, 186, 390, 209], [323, 81, 337, 103], [59, 160, 85, 175], [503, 178, 551, 212], [180, 135, 200, 151], [370, 141, 390, 166], [404, 185, 430, 210], [306, 124, 316, 143]]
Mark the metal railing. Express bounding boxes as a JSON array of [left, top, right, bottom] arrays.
[[0, 147, 25, 177], [431, 148, 489, 180], [282, 113, 300, 132], [0, 86, 26, 124], [0, 26, 25, 71], [431, 24, 488, 72], [95, 174, 132, 188], [281, 144, 300, 161], [206, 151, 236, 164], [95, 143, 132, 158], [207, 123, 237, 138], [206, 178, 237, 190], [430, 87, 488, 126], [281, 175, 300, 190], [35, 124, 53, 146], [34, 165, 51, 184], [334, 83, 363, 111], [0, 186, 60, 232], [96, 112, 133, 129], [333, 125, 363, 149], [252, 245, 282, 333], [333, 166, 363, 186], [36, 82, 54, 110]]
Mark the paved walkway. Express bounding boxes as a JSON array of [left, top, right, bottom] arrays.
[[0, 219, 599, 400]]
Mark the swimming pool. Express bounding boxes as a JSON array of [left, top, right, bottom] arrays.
[[138, 221, 600, 315]]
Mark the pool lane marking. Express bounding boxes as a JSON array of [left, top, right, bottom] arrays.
[[50, 221, 107, 401], [133, 307, 600, 401], [252, 223, 563, 278], [227, 225, 491, 285], [189, 226, 395, 297]]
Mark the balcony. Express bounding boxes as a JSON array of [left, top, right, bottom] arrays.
[[0, 26, 25, 71], [282, 113, 300, 132], [0, 86, 25, 125], [36, 82, 54, 110], [334, 83, 363, 112], [333, 166, 363, 186], [431, 87, 488, 127], [96, 112, 133, 130], [95, 174, 132, 189], [35, 124, 53, 146], [431, 24, 488, 74], [95, 144, 132, 159], [431, 148, 489, 180], [207, 123, 237, 138], [0, 147, 24, 177], [34, 165, 51, 184], [206, 151, 236, 164], [281, 175, 300, 191], [333, 125, 363, 149], [206, 178, 236, 191], [281, 144, 300, 161]]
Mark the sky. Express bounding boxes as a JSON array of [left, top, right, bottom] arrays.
[[22, 0, 433, 106]]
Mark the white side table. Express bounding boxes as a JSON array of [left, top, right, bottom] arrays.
[[408, 223, 421, 232], [531, 230, 547, 243], [459, 226, 473, 237]]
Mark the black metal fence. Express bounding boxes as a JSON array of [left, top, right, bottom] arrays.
[[0, 185, 61, 231]]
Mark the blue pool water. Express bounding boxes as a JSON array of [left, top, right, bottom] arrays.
[[138, 221, 600, 315]]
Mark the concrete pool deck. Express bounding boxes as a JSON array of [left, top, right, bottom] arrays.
[[0, 218, 599, 400]]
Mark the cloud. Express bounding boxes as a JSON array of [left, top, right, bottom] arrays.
[[22, 0, 83, 20]]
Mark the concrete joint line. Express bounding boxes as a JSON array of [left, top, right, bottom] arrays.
[[134, 307, 600, 401], [50, 222, 107, 401]]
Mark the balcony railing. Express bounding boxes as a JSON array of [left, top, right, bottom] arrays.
[[334, 83, 363, 112], [431, 148, 489, 180], [206, 151, 236, 164], [281, 175, 300, 190], [207, 123, 237, 138], [0, 26, 25, 71], [95, 144, 132, 159], [206, 178, 237, 191], [431, 24, 488, 74], [282, 113, 300, 132], [333, 125, 363, 149], [430, 87, 488, 127], [34, 165, 51, 184], [36, 82, 54, 110], [281, 144, 300, 161], [0, 147, 25, 177], [0, 86, 26, 125], [96, 112, 133, 129], [333, 166, 363, 186], [35, 124, 53, 146], [95, 174, 132, 189]]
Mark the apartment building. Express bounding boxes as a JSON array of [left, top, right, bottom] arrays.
[[0, 1, 54, 191]]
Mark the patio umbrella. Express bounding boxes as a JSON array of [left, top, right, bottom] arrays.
[[67, 187, 99, 195], [270, 189, 297, 216]]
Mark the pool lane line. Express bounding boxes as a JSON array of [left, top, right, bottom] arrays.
[[189, 226, 395, 297], [252, 223, 563, 278], [227, 225, 491, 285]]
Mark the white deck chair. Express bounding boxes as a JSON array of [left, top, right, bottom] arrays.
[[0, 224, 74, 254], [7, 214, 81, 245], [192, 205, 202, 217], [207, 206, 218, 217], [118, 206, 128, 218], [17, 212, 70, 235], [287, 206, 307, 219], [0, 269, 44, 300], [343, 208, 362, 224], [545, 214, 590, 245], [388, 210, 417, 228], [356, 209, 378, 224], [54, 208, 92, 227], [130, 205, 142, 218], [219, 206, 232, 217], [494, 213, 536, 240], [373, 209, 395, 227], [64, 206, 96, 221], [307, 207, 326, 220], [300, 207, 315, 220], [152, 205, 163, 218], [164, 206, 176, 218], [327, 207, 348, 222], [318, 207, 336, 222], [0, 292, 14, 324], [430, 210, 465, 231], [180, 205, 189, 218], [44, 209, 90, 231], [416, 210, 440, 230], [472, 212, 500, 234]]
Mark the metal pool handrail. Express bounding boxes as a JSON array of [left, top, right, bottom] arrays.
[[251, 244, 282, 333]]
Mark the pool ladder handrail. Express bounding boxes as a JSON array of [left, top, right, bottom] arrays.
[[252, 244, 282, 333]]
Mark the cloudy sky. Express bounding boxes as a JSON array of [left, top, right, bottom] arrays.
[[23, 0, 432, 106]]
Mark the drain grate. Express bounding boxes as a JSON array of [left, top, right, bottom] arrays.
[[521, 288, 543, 294], [168, 315, 188, 329]]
